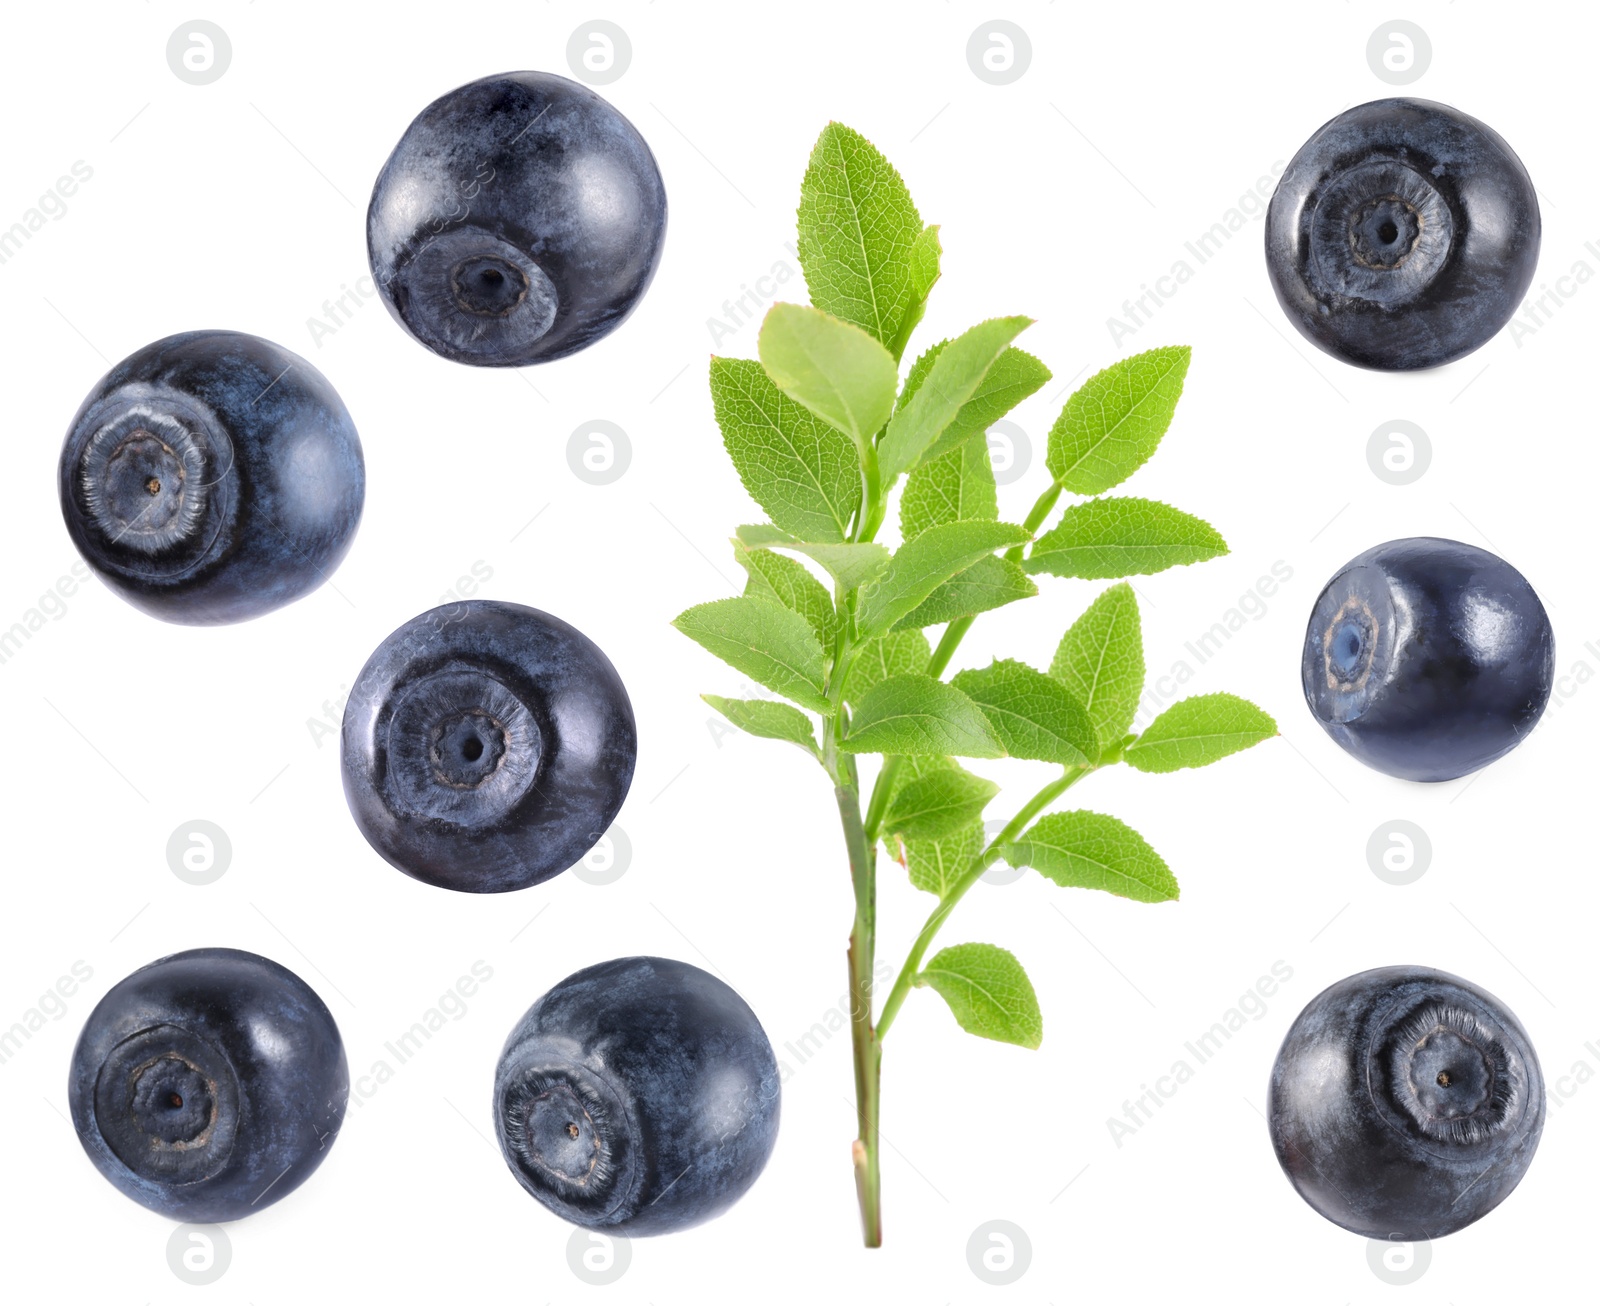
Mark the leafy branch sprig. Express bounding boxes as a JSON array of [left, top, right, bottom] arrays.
[[673, 123, 1277, 1248]]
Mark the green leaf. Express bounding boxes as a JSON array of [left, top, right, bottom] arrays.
[[1025, 498, 1227, 579], [1123, 692, 1278, 773], [734, 541, 837, 647], [710, 358, 860, 543], [882, 750, 952, 793], [951, 659, 1098, 766], [880, 760, 999, 840], [879, 317, 1035, 481], [858, 521, 1031, 638], [901, 819, 984, 898], [887, 224, 943, 360], [896, 339, 946, 411], [895, 344, 1052, 467], [673, 597, 832, 713], [900, 431, 998, 541], [894, 555, 1037, 630], [1048, 345, 1191, 495], [929, 348, 1054, 466], [1000, 810, 1178, 903], [757, 303, 898, 452], [840, 673, 1004, 758], [796, 123, 926, 353], [702, 696, 819, 754], [877, 751, 957, 847], [1049, 583, 1145, 750], [842, 629, 930, 707], [736, 524, 890, 590], [916, 943, 1042, 1049]]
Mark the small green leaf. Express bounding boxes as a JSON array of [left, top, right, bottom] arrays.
[[1123, 693, 1278, 773], [879, 317, 1035, 482], [840, 673, 1004, 758], [1049, 583, 1145, 750], [858, 521, 1031, 638], [901, 819, 984, 898], [895, 555, 1037, 630], [916, 942, 1042, 1049], [883, 751, 954, 794], [951, 659, 1098, 766], [1000, 810, 1178, 903], [877, 751, 961, 842], [736, 524, 890, 590], [673, 597, 832, 713], [887, 224, 943, 360], [1025, 498, 1227, 579], [796, 123, 925, 352], [710, 358, 860, 543], [702, 695, 819, 754], [1048, 345, 1191, 495], [896, 339, 945, 411], [757, 303, 898, 451], [843, 629, 931, 707], [900, 431, 998, 541], [881, 760, 999, 840], [735, 540, 838, 648], [896, 344, 1052, 467]]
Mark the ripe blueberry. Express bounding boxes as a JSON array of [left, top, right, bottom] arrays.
[[1266, 99, 1539, 370], [341, 600, 636, 893], [367, 71, 667, 366], [493, 957, 780, 1235], [1303, 537, 1553, 782], [58, 329, 364, 625], [69, 948, 348, 1222], [1269, 966, 1543, 1239]]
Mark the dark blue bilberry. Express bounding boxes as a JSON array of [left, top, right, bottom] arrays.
[[1269, 966, 1543, 1239], [367, 71, 667, 366], [494, 957, 780, 1235], [1266, 99, 1539, 370], [1303, 537, 1552, 781], [341, 600, 636, 893], [69, 948, 348, 1222], [58, 330, 364, 624]]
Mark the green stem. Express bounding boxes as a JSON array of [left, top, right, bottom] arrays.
[[857, 445, 882, 544], [837, 785, 874, 1005], [834, 781, 881, 1246], [834, 458, 886, 1246], [875, 765, 1088, 1042], [927, 615, 975, 676], [1017, 480, 1063, 544], [838, 451, 1068, 1242], [861, 758, 897, 847], [823, 719, 883, 1245]]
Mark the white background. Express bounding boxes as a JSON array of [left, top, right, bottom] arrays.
[[0, 3, 1591, 1302]]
